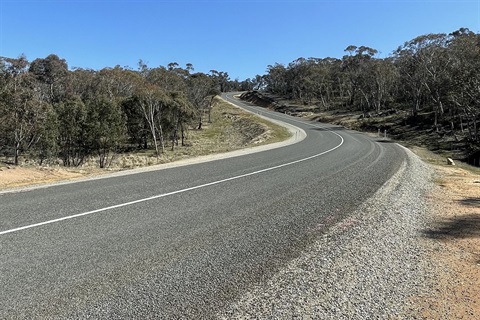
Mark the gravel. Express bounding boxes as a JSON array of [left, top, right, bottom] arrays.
[[217, 146, 435, 319]]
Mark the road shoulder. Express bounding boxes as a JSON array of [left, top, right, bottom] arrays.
[[412, 159, 480, 319], [219, 146, 436, 318]]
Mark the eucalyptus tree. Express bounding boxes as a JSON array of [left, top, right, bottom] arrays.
[[29, 54, 69, 104], [209, 70, 230, 93], [55, 97, 89, 166], [166, 91, 195, 150], [341, 45, 378, 111], [314, 58, 343, 110], [0, 58, 10, 155], [134, 84, 171, 156], [447, 28, 480, 144], [85, 96, 126, 168], [0, 55, 54, 165], [70, 68, 98, 101], [96, 66, 142, 100], [252, 74, 266, 91], [265, 63, 288, 96], [121, 96, 149, 149], [348, 54, 397, 114], [187, 72, 218, 129], [284, 57, 312, 102], [370, 57, 397, 113], [394, 33, 452, 127], [33, 106, 58, 165], [147, 65, 187, 93]]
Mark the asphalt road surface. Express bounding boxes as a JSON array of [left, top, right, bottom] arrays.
[[0, 93, 406, 319]]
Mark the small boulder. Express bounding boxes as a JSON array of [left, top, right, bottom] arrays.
[[447, 158, 455, 166]]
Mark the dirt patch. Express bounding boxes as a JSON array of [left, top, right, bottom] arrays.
[[409, 147, 480, 319], [0, 165, 107, 190]]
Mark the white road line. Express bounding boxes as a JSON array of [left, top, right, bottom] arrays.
[[0, 112, 344, 236]]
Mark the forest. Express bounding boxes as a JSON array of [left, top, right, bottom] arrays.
[[0, 55, 255, 167], [257, 28, 480, 163], [1, 27, 479, 167]]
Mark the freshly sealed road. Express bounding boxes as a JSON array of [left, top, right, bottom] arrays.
[[0, 93, 406, 318]]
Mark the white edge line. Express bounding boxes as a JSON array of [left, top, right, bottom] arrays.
[[0, 101, 344, 236]]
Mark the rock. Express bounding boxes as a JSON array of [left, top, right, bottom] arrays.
[[447, 158, 455, 166]]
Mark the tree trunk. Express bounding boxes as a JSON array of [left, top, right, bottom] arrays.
[[181, 123, 186, 146], [14, 142, 20, 166], [197, 109, 203, 130], [159, 124, 165, 154]]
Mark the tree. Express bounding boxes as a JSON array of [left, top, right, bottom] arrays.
[[55, 98, 89, 167], [341, 45, 378, 111], [447, 29, 480, 144], [252, 75, 266, 91], [265, 63, 288, 96], [31, 103, 57, 165], [0, 55, 53, 165], [96, 66, 142, 100], [134, 84, 171, 156], [147, 66, 187, 92], [85, 96, 126, 168], [395, 33, 452, 127], [166, 91, 195, 150], [29, 54, 69, 104], [187, 72, 218, 129], [121, 96, 149, 149], [209, 70, 230, 93], [370, 58, 397, 113]]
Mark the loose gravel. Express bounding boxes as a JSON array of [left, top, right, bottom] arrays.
[[218, 146, 435, 319]]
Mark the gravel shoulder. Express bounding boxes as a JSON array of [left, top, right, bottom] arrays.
[[215, 145, 480, 319], [218, 145, 436, 319]]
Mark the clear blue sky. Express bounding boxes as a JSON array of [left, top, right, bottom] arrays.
[[1, 0, 479, 80]]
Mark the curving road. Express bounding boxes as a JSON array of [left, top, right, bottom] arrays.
[[0, 93, 406, 319]]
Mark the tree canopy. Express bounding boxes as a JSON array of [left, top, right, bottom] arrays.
[[0, 58, 231, 167], [260, 28, 480, 155]]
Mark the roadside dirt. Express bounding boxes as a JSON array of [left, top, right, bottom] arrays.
[[410, 148, 480, 319], [0, 166, 105, 190]]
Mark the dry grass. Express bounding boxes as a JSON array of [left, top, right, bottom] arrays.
[[0, 96, 290, 190]]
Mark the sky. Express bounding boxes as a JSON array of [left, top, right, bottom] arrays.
[[0, 0, 479, 80]]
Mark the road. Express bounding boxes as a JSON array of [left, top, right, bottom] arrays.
[[0, 93, 406, 319]]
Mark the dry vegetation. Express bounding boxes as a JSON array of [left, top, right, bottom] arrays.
[[0, 97, 290, 190]]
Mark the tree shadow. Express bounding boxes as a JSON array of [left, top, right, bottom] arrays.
[[422, 213, 480, 239], [458, 198, 480, 208], [309, 126, 347, 132]]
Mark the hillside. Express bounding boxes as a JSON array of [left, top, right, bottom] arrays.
[[240, 91, 479, 166]]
